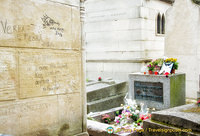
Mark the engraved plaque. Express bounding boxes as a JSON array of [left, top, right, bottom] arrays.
[[134, 81, 163, 103], [0, 49, 17, 101], [19, 50, 81, 98]]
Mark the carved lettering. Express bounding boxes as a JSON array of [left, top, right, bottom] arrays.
[[19, 52, 80, 98]]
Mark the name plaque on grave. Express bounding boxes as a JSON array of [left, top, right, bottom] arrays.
[[134, 81, 163, 103]]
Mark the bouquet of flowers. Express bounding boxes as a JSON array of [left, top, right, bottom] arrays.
[[147, 62, 155, 71], [114, 98, 151, 134], [165, 58, 178, 70]]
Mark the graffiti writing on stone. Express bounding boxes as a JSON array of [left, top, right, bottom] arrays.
[[41, 14, 60, 28], [41, 14, 64, 37], [0, 19, 42, 42]]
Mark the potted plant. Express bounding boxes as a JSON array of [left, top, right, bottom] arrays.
[[153, 58, 164, 71], [172, 61, 179, 73], [147, 62, 155, 74], [165, 58, 178, 74]]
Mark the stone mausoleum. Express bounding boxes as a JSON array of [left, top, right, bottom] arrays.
[[84, 0, 200, 100], [84, 0, 172, 81]]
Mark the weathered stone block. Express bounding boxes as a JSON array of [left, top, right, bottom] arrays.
[[57, 93, 83, 135], [0, 49, 17, 101], [143, 104, 200, 136], [47, 0, 80, 7], [0, 96, 58, 135], [19, 49, 81, 98], [143, 119, 198, 136], [129, 73, 185, 110], [87, 93, 126, 113], [87, 81, 127, 102], [0, 0, 81, 50], [0, 0, 87, 135]]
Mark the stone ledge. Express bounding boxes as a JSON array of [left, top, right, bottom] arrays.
[[86, 59, 152, 63], [75, 132, 89, 136], [87, 81, 127, 102], [143, 119, 199, 136], [87, 93, 126, 113], [151, 104, 200, 132]]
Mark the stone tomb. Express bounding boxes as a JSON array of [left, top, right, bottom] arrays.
[[86, 80, 127, 113], [129, 73, 185, 110], [0, 0, 87, 136], [143, 104, 200, 136]]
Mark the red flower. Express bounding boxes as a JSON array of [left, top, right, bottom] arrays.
[[98, 77, 102, 81], [164, 72, 169, 78], [164, 72, 169, 76], [141, 117, 144, 120], [197, 100, 200, 104], [137, 123, 140, 126]]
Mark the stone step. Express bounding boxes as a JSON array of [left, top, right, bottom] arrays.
[[143, 119, 199, 136], [87, 93, 126, 113], [87, 81, 127, 102]]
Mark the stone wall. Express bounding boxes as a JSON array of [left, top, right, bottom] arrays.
[[84, 0, 171, 81], [165, 0, 200, 99], [0, 0, 87, 135]]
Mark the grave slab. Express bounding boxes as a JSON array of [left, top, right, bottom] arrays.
[[151, 104, 200, 132]]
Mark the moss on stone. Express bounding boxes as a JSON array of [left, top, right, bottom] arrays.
[[192, 0, 200, 5], [182, 107, 200, 113], [58, 124, 69, 136], [170, 75, 185, 107], [151, 119, 175, 127]]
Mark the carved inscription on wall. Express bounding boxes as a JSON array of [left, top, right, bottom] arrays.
[[0, 49, 17, 101], [19, 50, 81, 98], [0, 96, 58, 134], [0, 0, 79, 49], [134, 81, 163, 103]]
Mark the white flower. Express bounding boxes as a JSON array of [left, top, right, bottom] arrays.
[[115, 116, 120, 121], [135, 110, 140, 114]]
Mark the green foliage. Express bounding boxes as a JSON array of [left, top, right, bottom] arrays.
[[130, 114, 138, 121], [115, 111, 120, 116], [147, 62, 155, 71], [136, 118, 142, 123], [192, 0, 200, 5], [154, 58, 164, 67], [87, 116, 96, 121], [173, 62, 179, 70]]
